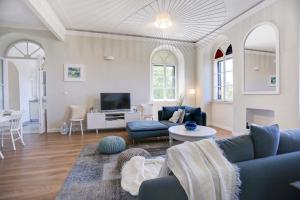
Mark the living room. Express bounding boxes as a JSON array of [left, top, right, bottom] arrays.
[[0, 0, 300, 199]]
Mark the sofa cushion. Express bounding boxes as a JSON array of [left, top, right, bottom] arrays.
[[160, 120, 180, 128], [183, 113, 191, 122], [161, 106, 185, 120], [250, 124, 280, 158], [127, 121, 168, 132], [217, 135, 255, 163], [169, 109, 183, 123], [183, 107, 202, 124], [278, 129, 300, 154]]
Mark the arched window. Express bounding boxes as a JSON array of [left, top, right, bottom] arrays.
[[152, 50, 177, 100], [213, 44, 233, 101], [6, 40, 45, 61]]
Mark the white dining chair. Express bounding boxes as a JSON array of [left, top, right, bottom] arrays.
[[1, 112, 25, 151], [0, 150, 3, 159], [141, 103, 154, 120], [69, 105, 86, 136]]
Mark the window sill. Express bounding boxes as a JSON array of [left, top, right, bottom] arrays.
[[153, 99, 177, 102], [212, 100, 233, 104]]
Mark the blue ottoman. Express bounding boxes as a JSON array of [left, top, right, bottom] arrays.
[[97, 136, 126, 154], [127, 121, 169, 143]]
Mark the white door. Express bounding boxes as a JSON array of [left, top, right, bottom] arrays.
[[0, 58, 7, 110], [37, 57, 46, 133]]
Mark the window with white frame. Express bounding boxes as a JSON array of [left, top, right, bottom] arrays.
[[152, 50, 177, 100], [213, 44, 233, 101]]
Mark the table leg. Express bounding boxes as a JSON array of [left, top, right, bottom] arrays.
[[169, 136, 173, 146]]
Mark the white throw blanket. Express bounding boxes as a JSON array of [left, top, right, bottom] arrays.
[[121, 139, 240, 199], [159, 139, 240, 200], [121, 156, 164, 196]]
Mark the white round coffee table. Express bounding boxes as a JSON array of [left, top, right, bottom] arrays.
[[168, 125, 216, 146]]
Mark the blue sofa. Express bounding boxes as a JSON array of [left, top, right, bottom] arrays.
[[127, 106, 207, 143], [139, 129, 300, 200]]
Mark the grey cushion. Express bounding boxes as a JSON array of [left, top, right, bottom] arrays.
[[117, 148, 151, 171], [127, 121, 168, 132], [278, 129, 300, 154], [250, 124, 280, 158], [161, 106, 185, 120], [217, 135, 255, 163]]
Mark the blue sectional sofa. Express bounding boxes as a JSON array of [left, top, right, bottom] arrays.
[[139, 128, 300, 200], [127, 106, 206, 143]]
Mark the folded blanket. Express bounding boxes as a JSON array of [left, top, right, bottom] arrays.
[[121, 156, 164, 196], [159, 139, 240, 200]]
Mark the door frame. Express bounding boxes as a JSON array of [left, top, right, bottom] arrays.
[[4, 57, 46, 134], [0, 57, 9, 110]]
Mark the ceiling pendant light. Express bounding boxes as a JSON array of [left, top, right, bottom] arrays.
[[154, 12, 172, 29]]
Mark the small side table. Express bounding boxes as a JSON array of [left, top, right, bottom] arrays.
[[290, 181, 300, 191]]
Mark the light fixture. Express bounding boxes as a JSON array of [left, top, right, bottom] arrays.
[[104, 55, 114, 61], [189, 89, 196, 95], [154, 12, 172, 29]]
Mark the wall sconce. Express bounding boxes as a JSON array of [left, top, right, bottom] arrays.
[[189, 89, 196, 95], [104, 55, 114, 61], [253, 67, 260, 71]]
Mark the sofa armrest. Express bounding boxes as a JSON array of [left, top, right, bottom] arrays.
[[237, 151, 300, 200], [139, 176, 187, 200], [202, 112, 207, 126], [158, 110, 163, 121]]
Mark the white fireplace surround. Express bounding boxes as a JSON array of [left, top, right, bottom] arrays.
[[246, 108, 275, 128]]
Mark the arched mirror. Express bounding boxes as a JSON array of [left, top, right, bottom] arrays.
[[243, 23, 279, 94]]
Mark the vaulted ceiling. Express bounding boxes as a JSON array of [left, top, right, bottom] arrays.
[[0, 0, 267, 43]]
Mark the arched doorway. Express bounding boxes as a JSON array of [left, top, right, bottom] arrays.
[[4, 40, 46, 134]]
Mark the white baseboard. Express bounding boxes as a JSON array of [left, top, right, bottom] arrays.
[[47, 127, 89, 133], [208, 122, 233, 132], [47, 128, 60, 133]]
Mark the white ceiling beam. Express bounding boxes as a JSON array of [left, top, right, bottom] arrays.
[[24, 0, 66, 41]]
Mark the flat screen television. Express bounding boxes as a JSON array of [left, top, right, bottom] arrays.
[[100, 93, 131, 111]]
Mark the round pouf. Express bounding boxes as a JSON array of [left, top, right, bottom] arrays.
[[97, 136, 126, 154], [117, 148, 151, 171]]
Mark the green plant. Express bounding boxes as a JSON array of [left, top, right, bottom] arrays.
[[176, 94, 185, 106]]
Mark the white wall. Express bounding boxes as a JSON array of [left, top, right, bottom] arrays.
[[197, 0, 300, 134], [7, 62, 20, 110], [210, 102, 233, 131], [0, 29, 197, 131]]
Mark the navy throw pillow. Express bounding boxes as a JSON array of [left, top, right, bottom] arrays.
[[185, 107, 202, 125], [250, 124, 280, 158], [183, 113, 191, 122], [277, 129, 300, 154]]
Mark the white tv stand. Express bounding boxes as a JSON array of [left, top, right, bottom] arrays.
[[87, 110, 141, 133]]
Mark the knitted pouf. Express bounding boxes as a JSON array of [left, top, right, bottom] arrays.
[[117, 148, 151, 171], [97, 136, 126, 154]]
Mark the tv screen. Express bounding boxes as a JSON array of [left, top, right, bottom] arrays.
[[100, 93, 131, 111]]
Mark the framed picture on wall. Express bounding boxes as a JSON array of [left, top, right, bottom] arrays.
[[268, 75, 276, 87], [64, 64, 86, 82]]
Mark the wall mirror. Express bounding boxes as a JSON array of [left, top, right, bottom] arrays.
[[243, 23, 279, 94]]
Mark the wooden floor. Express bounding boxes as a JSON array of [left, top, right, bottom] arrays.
[[0, 127, 231, 200]]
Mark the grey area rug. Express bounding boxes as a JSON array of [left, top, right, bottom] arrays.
[[56, 140, 174, 200]]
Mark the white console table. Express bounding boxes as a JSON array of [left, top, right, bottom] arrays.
[[87, 111, 141, 133]]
